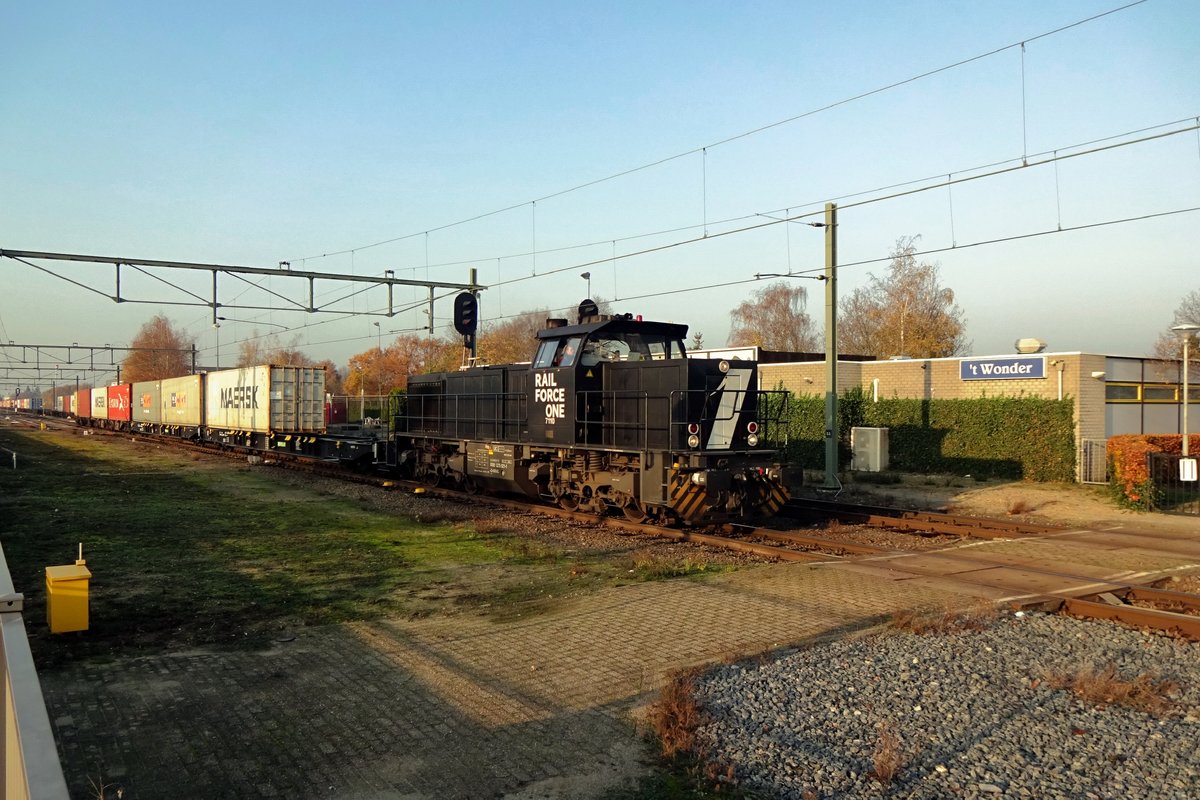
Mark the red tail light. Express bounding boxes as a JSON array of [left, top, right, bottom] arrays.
[[747, 421, 759, 434], [687, 423, 700, 435]]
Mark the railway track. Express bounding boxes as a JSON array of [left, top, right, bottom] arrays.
[[783, 496, 1060, 538], [16, 412, 1200, 640]]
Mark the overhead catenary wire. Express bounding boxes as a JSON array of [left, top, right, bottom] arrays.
[[480, 120, 1200, 293], [284, 0, 1149, 265], [365, 114, 1199, 278]]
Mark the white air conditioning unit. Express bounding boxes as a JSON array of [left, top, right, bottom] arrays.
[[851, 427, 889, 472]]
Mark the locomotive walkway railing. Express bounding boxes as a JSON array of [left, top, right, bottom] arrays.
[[401, 388, 790, 452], [0, 542, 70, 799]]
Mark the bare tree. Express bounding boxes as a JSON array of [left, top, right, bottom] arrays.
[[1152, 288, 1200, 361], [689, 331, 705, 350], [838, 236, 968, 358], [122, 315, 196, 381], [728, 282, 818, 351], [236, 332, 312, 367]]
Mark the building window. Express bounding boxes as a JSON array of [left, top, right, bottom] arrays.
[[1105, 383, 1140, 401], [1142, 385, 1177, 402]]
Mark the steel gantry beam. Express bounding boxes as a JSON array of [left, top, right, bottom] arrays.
[[0, 342, 198, 385], [0, 249, 487, 323]]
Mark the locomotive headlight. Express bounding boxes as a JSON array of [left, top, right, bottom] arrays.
[[687, 433, 701, 448], [747, 433, 759, 447], [718, 360, 730, 373]]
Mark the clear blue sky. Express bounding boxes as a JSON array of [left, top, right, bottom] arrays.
[[2, 0, 1198, 387]]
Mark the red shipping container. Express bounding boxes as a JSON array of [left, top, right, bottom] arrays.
[[107, 384, 132, 422], [76, 389, 92, 419]]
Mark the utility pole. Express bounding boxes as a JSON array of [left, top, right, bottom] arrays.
[[823, 202, 839, 490]]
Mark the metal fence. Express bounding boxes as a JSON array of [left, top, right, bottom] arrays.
[[1079, 439, 1108, 484], [1147, 453, 1200, 515], [0, 543, 70, 799]]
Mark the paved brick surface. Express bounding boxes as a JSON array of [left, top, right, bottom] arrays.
[[40, 563, 969, 799], [39, 531, 1199, 799]]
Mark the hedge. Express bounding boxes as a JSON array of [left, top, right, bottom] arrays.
[[1106, 434, 1200, 509], [764, 387, 1076, 482]]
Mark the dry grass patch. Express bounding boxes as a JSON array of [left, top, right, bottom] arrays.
[[646, 667, 704, 758], [1007, 497, 1039, 515], [1041, 663, 1180, 717], [629, 549, 711, 579], [471, 518, 512, 535], [889, 602, 1000, 635], [869, 721, 904, 787]]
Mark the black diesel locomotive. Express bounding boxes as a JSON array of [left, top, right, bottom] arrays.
[[393, 302, 790, 525]]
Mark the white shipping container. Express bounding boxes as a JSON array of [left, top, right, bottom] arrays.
[[70, 395, 77, 415], [205, 365, 325, 434], [161, 375, 203, 427], [91, 386, 110, 420]]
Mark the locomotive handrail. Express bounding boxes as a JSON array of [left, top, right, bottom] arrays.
[[0, 543, 71, 799]]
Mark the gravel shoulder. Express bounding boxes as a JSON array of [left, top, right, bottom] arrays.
[[694, 612, 1200, 800]]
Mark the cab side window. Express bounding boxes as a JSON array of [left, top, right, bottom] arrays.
[[534, 340, 558, 369]]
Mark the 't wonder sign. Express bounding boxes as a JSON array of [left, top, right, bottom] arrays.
[[960, 356, 1046, 381]]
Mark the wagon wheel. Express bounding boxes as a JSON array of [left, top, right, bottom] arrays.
[[621, 500, 649, 523]]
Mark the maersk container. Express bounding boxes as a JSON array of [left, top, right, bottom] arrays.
[[160, 374, 203, 427], [91, 386, 109, 420], [75, 389, 91, 419], [205, 365, 326, 434], [107, 384, 132, 422], [132, 381, 162, 424]]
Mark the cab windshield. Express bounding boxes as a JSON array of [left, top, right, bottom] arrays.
[[581, 333, 687, 364]]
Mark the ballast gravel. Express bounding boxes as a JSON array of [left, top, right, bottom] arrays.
[[692, 613, 1200, 800]]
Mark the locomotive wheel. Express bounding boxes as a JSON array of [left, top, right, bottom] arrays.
[[558, 493, 580, 511], [621, 501, 648, 523], [462, 476, 481, 495]]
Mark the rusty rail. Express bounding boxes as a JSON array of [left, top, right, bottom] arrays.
[[784, 498, 1059, 539], [1062, 587, 1200, 640]]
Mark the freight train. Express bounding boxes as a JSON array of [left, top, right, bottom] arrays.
[[31, 303, 790, 525]]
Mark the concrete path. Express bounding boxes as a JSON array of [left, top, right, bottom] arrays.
[[40, 531, 1198, 799]]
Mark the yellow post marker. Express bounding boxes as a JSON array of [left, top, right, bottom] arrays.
[[46, 543, 91, 634]]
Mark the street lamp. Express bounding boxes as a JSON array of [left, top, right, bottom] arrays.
[[1172, 323, 1200, 457], [373, 322, 382, 398], [581, 272, 591, 298]]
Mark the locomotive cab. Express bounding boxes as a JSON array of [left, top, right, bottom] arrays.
[[530, 313, 688, 446]]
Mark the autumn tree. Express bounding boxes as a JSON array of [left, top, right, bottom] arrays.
[[478, 309, 548, 365], [122, 315, 196, 381], [838, 237, 968, 358], [313, 359, 344, 395], [727, 282, 818, 351], [343, 334, 460, 394]]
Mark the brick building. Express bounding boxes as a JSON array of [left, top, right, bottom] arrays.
[[693, 347, 1198, 482]]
